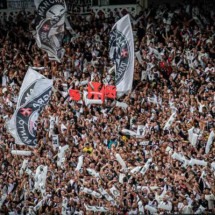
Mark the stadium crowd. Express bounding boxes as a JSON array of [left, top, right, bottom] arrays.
[[0, 1, 215, 214]]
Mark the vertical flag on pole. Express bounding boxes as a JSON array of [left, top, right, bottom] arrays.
[[109, 14, 134, 95]]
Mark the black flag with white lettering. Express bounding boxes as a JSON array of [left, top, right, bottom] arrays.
[[6, 68, 53, 147]]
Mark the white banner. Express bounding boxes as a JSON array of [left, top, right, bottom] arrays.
[[52, 134, 59, 151], [110, 186, 120, 198], [84, 204, 108, 212], [205, 130, 214, 154], [11, 150, 32, 156], [136, 125, 145, 138], [137, 196, 144, 214], [87, 168, 100, 178], [140, 158, 152, 176], [130, 166, 142, 174], [121, 129, 137, 136], [115, 153, 127, 170], [75, 155, 83, 172], [83, 91, 103, 106], [34, 165, 48, 195], [98, 187, 116, 205], [80, 187, 102, 199], [172, 152, 208, 167], [61, 197, 68, 215], [164, 112, 177, 130], [20, 159, 28, 176], [57, 145, 69, 169], [109, 14, 134, 94], [188, 127, 198, 147]]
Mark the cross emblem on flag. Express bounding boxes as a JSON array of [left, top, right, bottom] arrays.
[[121, 49, 128, 58], [20, 108, 32, 117], [43, 24, 50, 31]]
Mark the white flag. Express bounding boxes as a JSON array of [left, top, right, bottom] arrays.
[[109, 14, 134, 94], [205, 130, 214, 154], [188, 127, 198, 147], [34, 165, 48, 195], [164, 112, 177, 130], [16, 67, 45, 108]]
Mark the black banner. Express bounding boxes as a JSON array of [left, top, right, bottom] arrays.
[[15, 86, 52, 146]]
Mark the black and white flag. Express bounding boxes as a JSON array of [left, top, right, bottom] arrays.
[[109, 14, 134, 94], [36, 16, 65, 62], [34, 0, 66, 19], [6, 68, 53, 147], [34, 0, 67, 62]]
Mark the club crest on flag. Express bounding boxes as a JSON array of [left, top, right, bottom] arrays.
[[34, 0, 67, 62], [20, 108, 33, 117], [109, 27, 130, 85], [29, 111, 40, 136], [6, 68, 53, 147], [36, 18, 65, 62], [43, 24, 50, 31], [15, 87, 52, 146], [109, 14, 134, 94]]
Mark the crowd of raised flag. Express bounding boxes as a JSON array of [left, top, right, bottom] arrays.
[[0, 0, 214, 214]]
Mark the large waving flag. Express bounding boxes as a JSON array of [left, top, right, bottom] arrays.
[[109, 14, 134, 94], [6, 68, 53, 147], [34, 0, 67, 62]]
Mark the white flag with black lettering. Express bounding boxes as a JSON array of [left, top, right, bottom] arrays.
[[109, 14, 134, 94], [6, 68, 53, 147]]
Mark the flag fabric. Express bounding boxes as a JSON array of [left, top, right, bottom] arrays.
[[34, 0, 67, 62], [16, 67, 45, 108], [34, 165, 48, 194], [136, 125, 145, 137], [69, 89, 81, 101], [88, 82, 104, 102], [34, 0, 66, 19], [188, 127, 199, 147], [84, 204, 108, 212], [109, 14, 134, 94], [205, 130, 215, 154], [104, 85, 116, 99], [35, 17, 65, 62], [6, 68, 53, 147]]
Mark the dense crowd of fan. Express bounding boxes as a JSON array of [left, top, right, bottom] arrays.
[[0, 1, 214, 214]]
